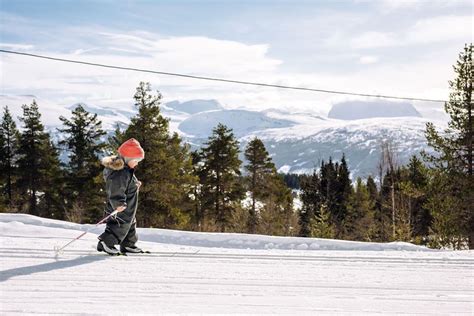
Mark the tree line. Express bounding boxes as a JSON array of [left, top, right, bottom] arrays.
[[0, 44, 472, 249]]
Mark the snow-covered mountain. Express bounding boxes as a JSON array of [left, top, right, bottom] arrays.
[[166, 99, 223, 114], [328, 100, 422, 120], [1, 95, 446, 179], [179, 109, 294, 138]]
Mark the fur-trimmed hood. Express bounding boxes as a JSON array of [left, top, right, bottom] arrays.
[[101, 155, 125, 170]]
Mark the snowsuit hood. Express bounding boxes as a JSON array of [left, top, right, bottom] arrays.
[[101, 155, 125, 171]]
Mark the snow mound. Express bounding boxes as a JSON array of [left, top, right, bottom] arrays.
[[0, 213, 430, 252]]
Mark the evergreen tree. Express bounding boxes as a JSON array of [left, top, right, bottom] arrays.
[[299, 170, 321, 237], [319, 156, 352, 238], [257, 172, 296, 236], [281, 173, 306, 190], [335, 154, 352, 233], [124, 82, 197, 229], [345, 178, 376, 241], [310, 203, 335, 239], [300, 155, 352, 239], [320, 158, 338, 224], [366, 175, 387, 241], [0, 106, 20, 211], [199, 123, 243, 232], [106, 123, 126, 155], [37, 140, 65, 219], [190, 150, 206, 231], [16, 101, 64, 217], [57, 104, 107, 222], [401, 156, 430, 241], [244, 137, 275, 233], [424, 44, 474, 248]]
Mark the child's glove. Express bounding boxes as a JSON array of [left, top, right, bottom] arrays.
[[116, 205, 126, 213]]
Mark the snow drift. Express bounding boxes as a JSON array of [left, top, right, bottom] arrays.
[[1, 213, 429, 252]]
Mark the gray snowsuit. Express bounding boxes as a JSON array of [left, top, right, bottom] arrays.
[[98, 155, 140, 247]]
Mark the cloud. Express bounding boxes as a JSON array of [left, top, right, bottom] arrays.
[[407, 15, 473, 44], [0, 43, 34, 50], [359, 56, 379, 64], [359, 0, 472, 11], [0, 32, 287, 112], [350, 15, 471, 49], [351, 32, 398, 49]]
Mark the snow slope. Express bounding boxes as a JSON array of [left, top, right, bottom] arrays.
[[1, 214, 473, 315]]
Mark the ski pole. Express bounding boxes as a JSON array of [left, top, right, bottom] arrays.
[[54, 210, 119, 254]]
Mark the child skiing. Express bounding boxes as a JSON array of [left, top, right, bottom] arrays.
[[97, 138, 145, 255]]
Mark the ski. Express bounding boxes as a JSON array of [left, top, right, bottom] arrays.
[[120, 250, 151, 255], [94, 250, 201, 257], [120, 251, 150, 255]]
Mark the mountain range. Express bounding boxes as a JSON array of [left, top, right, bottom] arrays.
[[1, 95, 447, 180]]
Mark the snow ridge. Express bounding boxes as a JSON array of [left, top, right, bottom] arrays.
[[0, 213, 430, 252]]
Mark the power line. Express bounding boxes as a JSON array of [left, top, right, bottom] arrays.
[[0, 49, 447, 103]]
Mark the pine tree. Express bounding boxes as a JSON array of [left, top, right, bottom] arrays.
[[310, 203, 335, 239], [16, 100, 64, 217], [105, 123, 126, 155], [190, 150, 206, 231], [335, 154, 352, 235], [57, 104, 107, 222], [199, 123, 243, 232], [0, 106, 20, 211], [366, 175, 387, 241], [244, 137, 276, 234], [258, 173, 296, 236], [400, 156, 430, 242], [345, 178, 376, 241], [124, 82, 197, 229], [320, 158, 338, 225], [319, 156, 352, 238], [37, 140, 65, 219], [299, 170, 321, 237], [425, 170, 465, 249], [424, 44, 474, 248]]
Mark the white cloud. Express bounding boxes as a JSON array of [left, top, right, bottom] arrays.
[[0, 43, 34, 50], [359, 56, 379, 64], [351, 15, 471, 49], [367, 0, 472, 11], [408, 15, 473, 44], [351, 32, 398, 49]]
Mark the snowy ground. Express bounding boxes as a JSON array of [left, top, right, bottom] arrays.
[[1, 214, 473, 315]]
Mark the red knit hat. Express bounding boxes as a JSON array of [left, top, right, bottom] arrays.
[[118, 138, 145, 159]]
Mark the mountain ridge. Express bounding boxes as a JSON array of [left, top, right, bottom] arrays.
[[0, 95, 445, 179]]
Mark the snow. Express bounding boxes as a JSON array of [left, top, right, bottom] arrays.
[[327, 100, 421, 120], [1, 214, 473, 315]]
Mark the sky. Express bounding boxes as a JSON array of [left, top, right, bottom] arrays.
[[0, 0, 472, 117]]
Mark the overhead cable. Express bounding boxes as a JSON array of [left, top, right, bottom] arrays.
[[0, 49, 446, 103]]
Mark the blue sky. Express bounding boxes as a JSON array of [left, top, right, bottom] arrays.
[[0, 0, 472, 117]]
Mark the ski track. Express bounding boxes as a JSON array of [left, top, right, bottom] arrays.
[[1, 221, 473, 315]]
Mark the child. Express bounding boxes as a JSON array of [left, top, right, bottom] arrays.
[[97, 138, 145, 255]]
